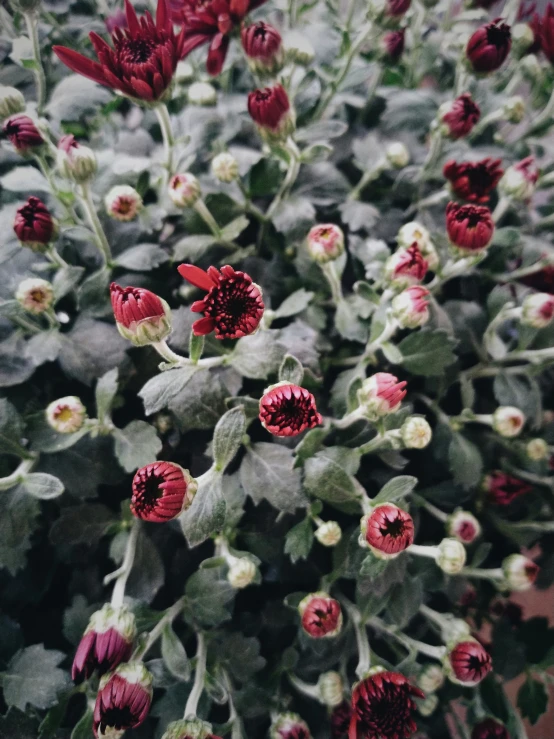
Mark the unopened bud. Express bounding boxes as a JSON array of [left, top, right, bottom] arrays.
[[188, 81, 217, 106], [499, 157, 539, 202], [0, 86, 25, 119], [270, 714, 311, 739], [526, 438, 548, 461], [56, 135, 97, 184], [436, 538, 467, 574], [392, 286, 431, 329], [503, 96, 525, 123], [161, 717, 215, 739], [105, 185, 143, 222], [306, 223, 345, 263], [384, 244, 428, 288], [227, 558, 257, 589], [511, 23, 535, 58], [168, 173, 201, 208], [400, 416, 432, 449], [358, 372, 407, 420], [492, 406, 525, 438], [315, 520, 342, 547], [15, 277, 54, 315], [317, 671, 344, 707], [446, 510, 481, 544], [46, 396, 87, 434], [521, 292, 554, 329], [396, 221, 439, 270], [284, 30, 315, 66], [211, 152, 239, 183], [175, 61, 195, 84], [502, 554, 539, 591], [417, 693, 439, 716], [417, 663, 445, 693], [520, 53, 542, 81], [386, 142, 410, 169]]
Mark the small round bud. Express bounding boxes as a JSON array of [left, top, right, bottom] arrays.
[[526, 438, 549, 461], [499, 157, 538, 202], [492, 406, 525, 438], [15, 277, 54, 315], [187, 81, 217, 106], [168, 173, 201, 208], [315, 521, 342, 547], [317, 671, 344, 707], [384, 244, 428, 288], [520, 53, 542, 81], [417, 693, 439, 717], [211, 152, 239, 183], [110, 283, 172, 347], [502, 554, 539, 591], [270, 713, 311, 739], [299, 592, 342, 638], [361, 503, 414, 558], [417, 664, 445, 693], [358, 372, 407, 420], [105, 185, 143, 222], [446, 510, 481, 544], [511, 23, 535, 58], [13, 197, 57, 251], [436, 538, 467, 574], [503, 95, 525, 123], [175, 61, 195, 84], [0, 86, 25, 119], [400, 416, 432, 449], [46, 396, 87, 434], [386, 142, 410, 169], [284, 30, 315, 65], [3, 114, 44, 154], [521, 292, 554, 329], [161, 718, 216, 739], [227, 558, 257, 589], [306, 223, 345, 263], [392, 286, 431, 329], [445, 639, 492, 686], [56, 135, 97, 184]]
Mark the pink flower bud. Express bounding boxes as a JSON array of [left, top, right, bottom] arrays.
[[46, 396, 87, 434], [306, 223, 345, 263], [380, 29, 405, 62], [445, 639, 492, 686], [57, 134, 97, 183], [15, 278, 54, 315], [72, 604, 136, 682], [502, 554, 539, 591], [247, 84, 295, 141], [357, 372, 407, 419], [270, 713, 312, 739], [13, 197, 57, 251], [361, 503, 414, 557], [131, 461, 197, 522], [110, 283, 172, 346], [241, 22, 284, 74], [259, 382, 322, 437], [499, 156, 539, 201], [299, 593, 342, 638], [93, 661, 153, 738], [392, 286, 431, 328], [105, 185, 143, 221], [446, 510, 481, 544], [2, 114, 44, 153], [521, 292, 554, 328], [168, 173, 201, 208], [385, 244, 428, 288], [466, 19, 512, 74]]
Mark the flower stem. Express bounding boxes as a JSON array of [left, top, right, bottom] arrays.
[[348, 158, 386, 201], [459, 566, 503, 581], [110, 520, 140, 608], [152, 339, 226, 369], [24, 12, 47, 115], [184, 633, 207, 718], [370, 616, 446, 659], [133, 596, 187, 660], [492, 196, 511, 224], [266, 139, 301, 220], [79, 183, 112, 265], [46, 245, 69, 269], [288, 674, 321, 701], [194, 200, 221, 238], [321, 262, 344, 305], [155, 103, 175, 177], [356, 434, 390, 457], [0, 458, 36, 491]]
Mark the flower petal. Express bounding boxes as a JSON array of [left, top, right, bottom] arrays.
[[53, 46, 109, 86], [178, 263, 217, 291]]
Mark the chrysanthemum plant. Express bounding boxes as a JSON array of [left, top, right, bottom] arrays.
[[1, 0, 554, 736]]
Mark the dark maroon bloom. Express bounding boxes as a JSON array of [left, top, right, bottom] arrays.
[[299, 593, 342, 638], [466, 19, 512, 73], [110, 283, 171, 346], [446, 201, 494, 252], [241, 21, 283, 71], [539, 4, 554, 63], [173, 0, 268, 76], [485, 471, 532, 505], [53, 0, 185, 103], [472, 718, 509, 739], [441, 93, 481, 139], [13, 197, 55, 250], [131, 461, 197, 522], [247, 84, 293, 138], [443, 158, 504, 203], [448, 640, 492, 686], [93, 662, 153, 738], [259, 383, 322, 437], [331, 700, 353, 739], [363, 503, 414, 555], [349, 671, 424, 739], [2, 114, 44, 153], [178, 263, 264, 339], [386, 0, 411, 16], [381, 29, 405, 62], [521, 263, 554, 294], [105, 8, 128, 34], [72, 605, 136, 682]]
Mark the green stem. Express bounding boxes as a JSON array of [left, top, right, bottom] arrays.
[[110, 519, 140, 608], [133, 596, 187, 660], [370, 616, 446, 660], [194, 200, 221, 238], [357, 434, 390, 457], [492, 196, 511, 224], [0, 458, 36, 491], [46, 245, 69, 269], [460, 566, 503, 581], [152, 339, 225, 369], [35, 155, 78, 224], [266, 140, 301, 219], [526, 84, 554, 136], [321, 262, 344, 305], [348, 158, 386, 201], [155, 103, 175, 176], [184, 633, 207, 718], [79, 183, 112, 265], [24, 12, 47, 115]]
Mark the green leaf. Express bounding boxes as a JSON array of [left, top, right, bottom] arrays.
[[517, 676, 549, 725], [58, 318, 127, 386], [448, 433, 483, 491], [189, 332, 205, 364], [169, 368, 242, 433], [126, 529, 164, 603], [303, 453, 360, 505], [3, 645, 69, 711], [213, 407, 246, 473], [52, 265, 85, 301], [398, 329, 457, 376], [27, 412, 88, 454], [229, 331, 285, 379], [20, 473, 64, 500], [373, 475, 418, 505], [70, 710, 94, 739], [220, 215, 249, 241], [295, 120, 348, 142], [0, 399, 27, 458], [173, 234, 217, 261], [114, 243, 169, 270], [273, 289, 314, 319], [335, 298, 368, 343], [0, 708, 39, 739], [180, 470, 226, 547], [184, 568, 235, 628], [240, 443, 306, 512], [284, 518, 314, 563], [161, 625, 190, 681], [0, 486, 40, 575], [49, 504, 116, 562], [1, 166, 48, 192], [95, 368, 119, 425], [140, 366, 199, 416], [387, 578, 423, 628], [114, 420, 162, 473], [279, 354, 304, 385], [293, 427, 327, 467], [359, 553, 390, 580]]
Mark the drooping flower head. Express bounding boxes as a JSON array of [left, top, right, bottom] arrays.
[[392, 286, 431, 329], [110, 283, 172, 346], [385, 244, 429, 288], [93, 661, 153, 738], [471, 718, 509, 739], [242, 21, 284, 74], [361, 503, 415, 557], [270, 712, 312, 739], [72, 604, 136, 682], [299, 592, 342, 638], [357, 372, 407, 420], [259, 382, 322, 437], [466, 19, 512, 73], [443, 158, 503, 204], [330, 700, 352, 738], [131, 461, 197, 522], [178, 264, 264, 339], [350, 670, 424, 739], [53, 0, 186, 104], [13, 197, 56, 251], [2, 114, 44, 153], [439, 93, 481, 139], [247, 84, 295, 141], [484, 471, 532, 505], [446, 202, 494, 253], [445, 639, 492, 686]]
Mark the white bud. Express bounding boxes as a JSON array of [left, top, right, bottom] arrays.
[[492, 406, 525, 438], [417, 693, 439, 717], [401, 416, 432, 449], [0, 85, 25, 119], [526, 438, 549, 461], [446, 510, 481, 544], [521, 292, 554, 329], [317, 671, 344, 707], [436, 538, 466, 574], [315, 520, 342, 547], [188, 81, 217, 106], [105, 185, 143, 222], [396, 221, 439, 270], [211, 152, 239, 183], [15, 277, 54, 315], [442, 617, 472, 644], [386, 142, 410, 169], [503, 96, 525, 123], [284, 30, 315, 66], [417, 664, 445, 693], [511, 23, 535, 57], [306, 223, 345, 263], [502, 554, 539, 591], [46, 396, 87, 434], [499, 159, 538, 202], [227, 558, 257, 589], [168, 173, 201, 208], [520, 54, 542, 81], [358, 372, 406, 420], [175, 61, 195, 84], [56, 137, 97, 184]]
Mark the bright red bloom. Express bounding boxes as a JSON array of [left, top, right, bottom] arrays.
[[110, 282, 171, 346], [173, 0, 268, 76], [13, 197, 55, 249], [466, 19, 512, 73], [331, 700, 353, 739], [259, 383, 322, 437], [349, 671, 423, 739], [441, 94, 481, 139], [93, 662, 153, 738], [247, 84, 293, 137], [381, 29, 405, 61], [2, 114, 44, 153], [472, 718, 509, 739], [446, 202, 494, 252], [539, 4, 554, 63], [178, 263, 264, 339], [363, 503, 414, 555], [443, 158, 503, 203], [448, 640, 492, 686], [53, 0, 185, 103], [386, 0, 411, 16], [72, 605, 135, 682], [485, 471, 532, 505], [131, 461, 197, 522], [299, 593, 342, 638], [241, 22, 283, 70]]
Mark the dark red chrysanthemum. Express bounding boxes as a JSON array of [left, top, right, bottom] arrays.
[[241, 21, 282, 68], [441, 93, 481, 139], [448, 640, 492, 685], [72, 605, 135, 682], [110, 283, 167, 330], [466, 19, 512, 73], [446, 201, 494, 252], [364, 503, 414, 555], [247, 84, 292, 136], [13, 197, 55, 248], [472, 718, 509, 739], [178, 263, 264, 339], [539, 4, 554, 63], [2, 114, 44, 153], [172, 0, 268, 75], [300, 594, 342, 638], [53, 0, 185, 103], [93, 662, 153, 738], [443, 158, 504, 203], [259, 383, 322, 437], [131, 461, 197, 522], [386, 0, 411, 16], [485, 471, 532, 505], [381, 29, 405, 61], [349, 671, 424, 739], [331, 700, 353, 739]]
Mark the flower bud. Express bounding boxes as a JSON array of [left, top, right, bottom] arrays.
[[492, 406, 525, 438], [445, 639, 492, 686], [397, 221, 439, 270], [499, 157, 539, 201], [417, 663, 445, 693], [15, 277, 54, 315], [417, 693, 439, 716], [46, 396, 87, 434], [56, 135, 97, 184], [259, 382, 322, 437], [484, 471, 531, 505], [306, 223, 345, 263], [270, 713, 312, 739], [132, 462, 197, 522], [317, 671, 344, 707], [436, 537, 467, 574], [299, 592, 342, 638], [284, 30, 315, 66], [227, 558, 257, 589], [443, 617, 472, 644], [168, 173, 201, 208], [175, 61, 195, 84], [526, 438, 549, 461], [446, 510, 481, 544], [511, 23, 535, 58], [0, 86, 25, 119], [105, 185, 143, 222], [471, 718, 509, 739], [380, 29, 405, 62], [386, 142, 410, 169], [357, 372, 407, 420], [241, 21, 284, 75], [2, 114, 44, 154], [315, 520, 342, 547], [13, 197, 57, 252], [211, 152, 239, 183], [385, 244, 428, 288], [446, 202, 494, 253], [94, 662, 153, 739], [161, 718, 220, 739], [466, 20, 512, 74], [399, 416, 432, 450], [521, 292, 554, 328], [392, 287, 431, 329], [361, 503, 414, 558], [72, 604, 136, 682], [247, 84, 295, 142], [110, 283, 172, 346], [187, 81, 217, 106], [502, 554, 539, 591], [502, 96, 525, 123], [438, 94, 480, 140], [520, 53, 542, 81]]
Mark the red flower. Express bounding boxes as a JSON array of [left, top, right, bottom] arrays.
[[259, 383, 322, 437], [331, 700, 353, 739], [381, 29, 405, 61], [178, 263, 264, 339], [363, 503, 414, 556], [247, 84, 294, 139], [471, 718, 509, 739], [241, 21, 283, 72], [131, 461, 197, 522], [386, 0, 411, 16], [299, 593, 342, 638], [485, 471, 532, 505], [13, 197, 56, 250], [539, 4, 554, 63], [443, 158, 503, 203], [173, 0, 268, 76], [466, 19, 512, 73], [72, 604, 135, 682], [447, 640, 492, 686], [446, 201, 494, 252], [110, 283, 172, 346], [53, 0, 185, 104], [386, 243, 428, 287], [440, 94, 481, 139], [349, 671, 423, 739], [93, 662, 153, 738], [2, 114, 44, 153]]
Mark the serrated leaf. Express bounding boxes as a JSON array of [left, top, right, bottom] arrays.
[[3, 645, 69, 711], [373, 475, 417, 505], [517, 677, 549, 725], [180, 470, 226, 547], [273, 289, 314, 319], [0, 399, 27, 458], [240, 443, 306, 512], [114, 420, 162, 473], [279, 354, 304, 385], [184, 568, 235, 628], [398, 329, 457, 376], [140, 366, 199, 415], [161, 625, 190, 681], [387, 578, 423, 628], [212, 406, 246, 473], [114, 243, 169, 270], [0, 486, 40, 574], [284, 517, 314, 563], [448, 433, 483, 491], [229, 331, 285, 379], [303, 453, 360, 505]]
